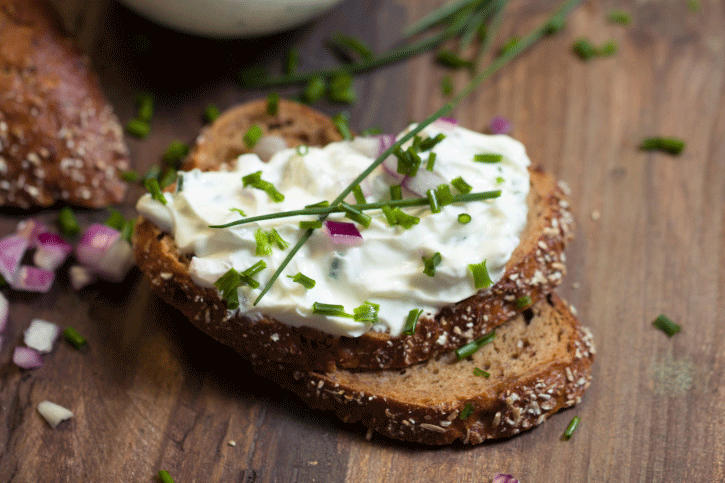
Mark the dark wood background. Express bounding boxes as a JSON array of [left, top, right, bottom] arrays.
[[1, 0, 724, 481]]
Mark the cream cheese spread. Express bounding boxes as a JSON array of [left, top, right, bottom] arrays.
[[136, 123, 531, 337]]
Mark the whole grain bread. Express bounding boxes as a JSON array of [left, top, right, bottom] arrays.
[[257, 293, 594, 445], [133, 99, 574, 371], [0, 0, 128, 208]]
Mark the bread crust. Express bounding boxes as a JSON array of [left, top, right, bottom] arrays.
[[257, 294, 594, 445], [0, 0, 128, 208]]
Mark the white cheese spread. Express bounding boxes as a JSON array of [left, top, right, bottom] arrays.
[[136, 123, 531, 337]]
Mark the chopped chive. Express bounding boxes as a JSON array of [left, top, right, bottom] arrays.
[[469, 260, 492, 289], [562, 416, 581, 441], [352, 185, 366, 204], [329, 33, 374, 60], [266, 92, 280, 115], [441, 75, 453, 96], [305, 200, 329, 208], [157, 168, 177, 189], [403, 308, 423, 335], [126, 119, 150, 139], [230, 207, 246, 217], [455, 331, 496, 360], [144, 178, 167, 205], [544, 16, 566, 35], [390, 184, 402, 201], [242, 171, 285, 202], [459, 402, 474, 419], [288, 272, 316, 289], [176, 174, 184, 193], [496, 176, 505, 184], [62, 326, 87, 351], [458, 213, 472, 224], [451, 176, 472, 194], [57, 206, 80, 237], [420, 133, 445, 151], [215, 268, 241, 310], [328, 72, 356, 104], [135, 92, 154, 122], [427, 189, 441, 214], [598, 40, 617, 57], [499, 36, 520, 56], [300, 220, 322, 230], [312, 302, 352, 318], [381, 206, 420, 229], [105, 209, 126, 231], [242, 260, 267, 278], [267, 229, 289, 249], [573, 38, 598, 60], [340, 201, 372, 227], [426, 152, 437, 171], [515, 295, 532, 308], [121, 219, 135, 242], [687, 0, 700, 12], [640, 137, 685, 155], [303, 76, 326, 104], [361, 127, 382, 136], [243, 125, 263, 148], [121, 170, 139, 183], [436, 50, 473, 69], [142, 165, 161, 182], [158, 470, 175, 483], [255, 228, 273, 256], [653, 314, 681, 337], [474, 153, 503, 163], [237, 65, 267, 87], [436, 184, 453, 206], [204, 103, 220, 124], [296, 145, 309, 156], [381, 204, 397, 225], [333, 112, 353, 140], [473, 367, 490, 378], [162, 141, 189, 166], [422, 252, 442, 277], [607, 9, 631, 25], [353, 301, 380, 324], [285, 47, 299, 75]]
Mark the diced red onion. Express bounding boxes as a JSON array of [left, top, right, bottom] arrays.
[[69, 265, 97, 290], [376, 134, 396, 157], [24, 319, 60, 353], [33, 232, 73, 271], [324, 221, 363, 246], [253, 135, 287, 162], [0, 234, 29, 283], [13, 346, 44, 369], [492, 474, 519, 483], [76, 224, 134, 282], [489, 116, 511, 135], [434, 117, 458, 130], [10, 266, 54, 292], [38, 400, 74, 429], [401, 169, 447, 198], [381, 154, 405, 182], [0, 292, 7, 333], [16, 218, 48, 247]]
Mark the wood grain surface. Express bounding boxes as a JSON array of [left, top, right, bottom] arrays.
[[1, 0, 724, 481]]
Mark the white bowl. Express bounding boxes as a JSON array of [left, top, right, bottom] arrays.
[[117, 0, 345, 38]]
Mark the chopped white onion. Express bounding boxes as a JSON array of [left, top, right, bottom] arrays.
[[69, 265, 97, 290], [33, 233, 73, 271], [0, 234, 29, 283], [10, 266, 55, 292], [24, 319, 60, 353], [401, 169, 447, 198], [350, 136, 381, 158], [37, 401, 74, 429], [76, 224, 134, 282], [0, 291, 8, 333], [94, 237, 134, 282], [253, 135, 287, 162], [13, 346, 44, 369]]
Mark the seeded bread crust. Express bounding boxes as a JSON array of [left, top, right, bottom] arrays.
[[257, 294, 594, 445], [134, 162, 573, 371], [0, 0, 129, 208]]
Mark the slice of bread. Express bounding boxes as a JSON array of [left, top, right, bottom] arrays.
[[133, 99, 574, 371], [257, 293, 594, 445], [0, 0, 129, 208]]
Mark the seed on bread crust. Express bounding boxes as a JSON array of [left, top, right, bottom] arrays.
[[0, 0, 128, 208]]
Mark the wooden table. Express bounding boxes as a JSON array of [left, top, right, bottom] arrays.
[[1, 0, 724, 481]]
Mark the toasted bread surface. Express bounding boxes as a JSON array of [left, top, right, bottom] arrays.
[[0, 0, 129, 208], [259, 294, 594, 445]]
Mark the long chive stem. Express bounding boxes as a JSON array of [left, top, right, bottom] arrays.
[[475, 0, 507, 68], [404, 0, 486, 38], [253, 0, 584, 305]]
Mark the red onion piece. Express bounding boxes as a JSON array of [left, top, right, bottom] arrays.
[[376, 134, 396, 157], [13, 346, 44, 369], [401, 169, 447, 198], [33, 232, 73, 271], [24, 319, 60, 353], [0, 292, 7, 333], [492, 474, 519, 483], [434, 117, 458, 130], [16, 218, 48, 247], [69, 265, 97, 290], [10, 266, 54, 292], [381, 154, 405, 182], [489, 116, 511, 135], [0, 234, 29, 283], [76, 224, 121, 267], [324, 221, 364, 246]]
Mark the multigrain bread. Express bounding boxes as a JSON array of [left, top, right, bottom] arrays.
[[257, 293, 594, 445], [133, 99, 574, 371], [0, 0, 128, 208]]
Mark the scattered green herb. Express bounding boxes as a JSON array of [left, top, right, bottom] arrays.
[[515, 295, 532, 308], [288, 272, 316, 289], [687, 0, 700, 12], [158, 470, 175, 483], [333, 112, 353, 140], [162, 141, 189, 166], [312, 302, 352, 318], [255, 228, 273, 256], [403, 308, 423, 335], [572, 38, 598, 60], [390, 184, 402, 201], [459, 402, 475, 419], [469, 260, 492, 289], [441, 75, 454, 96], [353, 301, 380, 324], [328, 72, 356, 104], [242, 171, 285, 202], [436, 50, 473, 69], [458, 213, 472, 224], [352, 185, 366, 204], [653, 314, 681, 337], [303, 76, 326, 103], [204, 103, 220, 124], [607, 9, 631, 25], [243, 125, 263, 148], [562, 416, 581, 441], [300, 220, 323, 230], [58, 206, 80, 237], [126, 119, 150, 139], [455, 331, 496, 360], [451, 176, 472, 194], [426, 152, 438, 171], [640, 137, 685, 155], [121, 170, 139, 183], [329, 33, 374, 60], [267, 92, 280, 115], [473, 367, 490, 377], [215, 268, 242, 310], [474, 153, 503, 163], [422, 252, 442, 277], [145, 178, 167, 205], [62, 326, 87, 351]]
